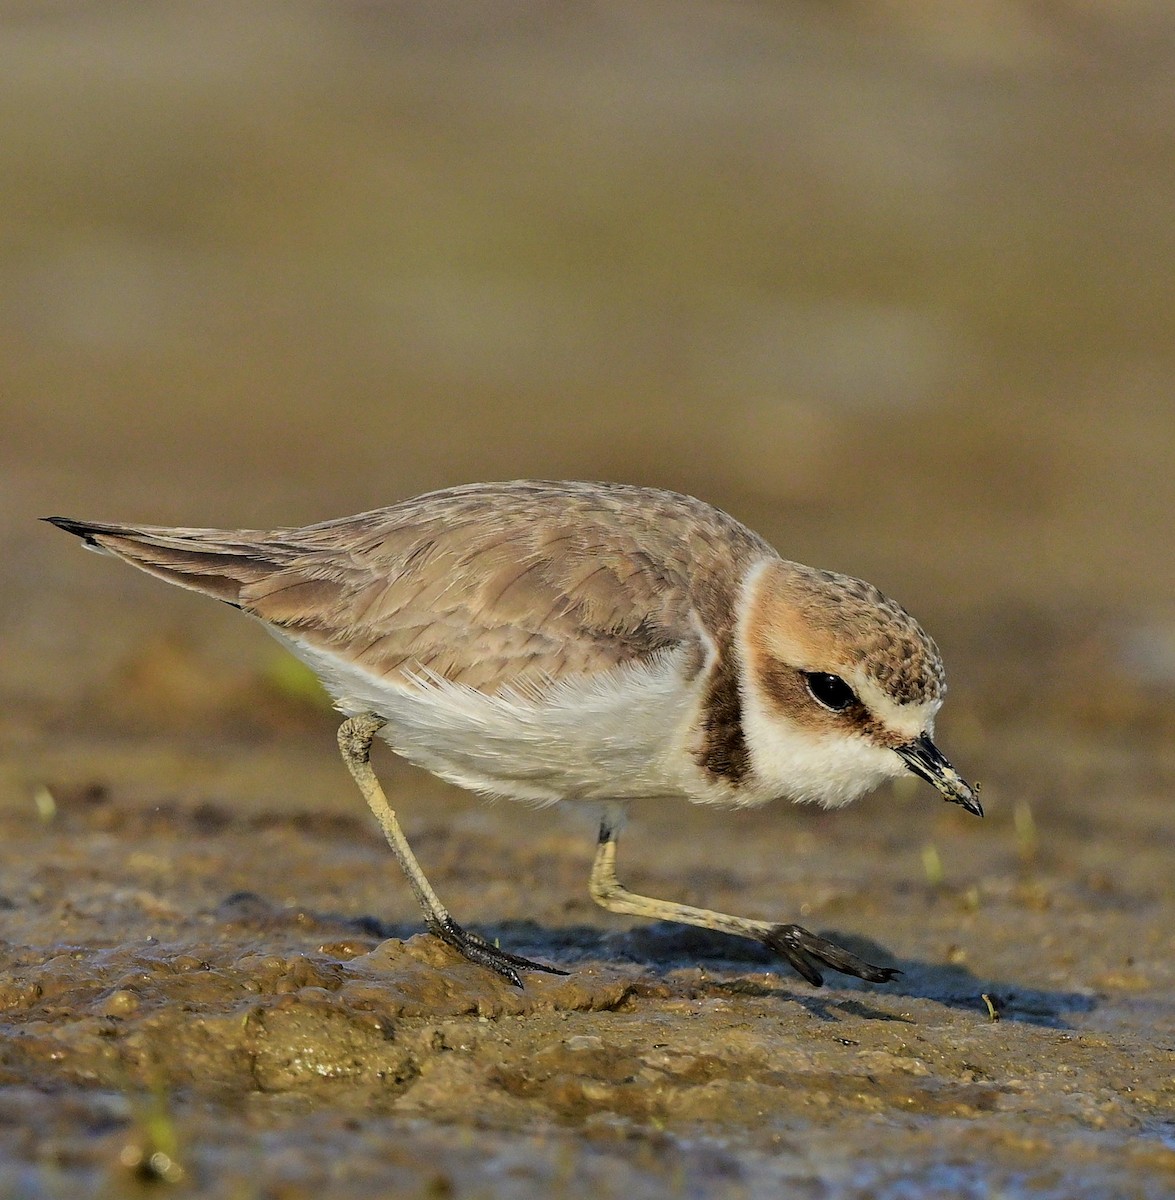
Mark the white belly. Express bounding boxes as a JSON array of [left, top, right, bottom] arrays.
[[267, 626, 707, 805]]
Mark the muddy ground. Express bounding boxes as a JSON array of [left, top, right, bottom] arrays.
[[3, 4, 1175, 1198], [3, 648, 1174, 1199]]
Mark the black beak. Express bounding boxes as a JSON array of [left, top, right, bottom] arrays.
[[894, 734, 982, 817]]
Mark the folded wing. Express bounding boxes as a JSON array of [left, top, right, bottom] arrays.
[[45, 482, 773, 695]]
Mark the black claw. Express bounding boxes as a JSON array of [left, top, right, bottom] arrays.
[[430, 917, 568, 986], [761, 924, 900, 987]]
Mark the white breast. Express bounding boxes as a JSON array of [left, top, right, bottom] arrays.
[[266, 624, 708, 805]]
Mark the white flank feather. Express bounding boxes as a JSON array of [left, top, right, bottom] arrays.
[[267, 624, 703, 805]]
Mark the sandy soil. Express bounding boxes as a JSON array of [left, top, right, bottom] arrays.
[[2, 4, 1174, 1197]]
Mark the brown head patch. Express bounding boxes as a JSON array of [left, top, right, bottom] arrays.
[[748, 560, 946, 707]]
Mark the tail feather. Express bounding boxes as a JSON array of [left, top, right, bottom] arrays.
[[43, 516, 280, 607]]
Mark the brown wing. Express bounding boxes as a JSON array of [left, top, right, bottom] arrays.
[[47, 481, 773, 693]]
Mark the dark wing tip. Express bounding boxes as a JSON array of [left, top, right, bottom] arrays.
[[42, 516, 126, 552], [43, 516, 99, 543]]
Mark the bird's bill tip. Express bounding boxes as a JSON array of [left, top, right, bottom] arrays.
[[894, 734, 983, 818]]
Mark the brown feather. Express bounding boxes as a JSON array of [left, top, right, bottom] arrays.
[[48, 482, 775, 696]]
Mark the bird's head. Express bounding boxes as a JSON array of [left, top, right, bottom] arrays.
[[737, 559, 980, 815]]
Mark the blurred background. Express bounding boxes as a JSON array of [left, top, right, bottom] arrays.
[[3, 1, 1175, 791]]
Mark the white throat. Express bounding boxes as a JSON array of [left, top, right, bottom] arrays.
[[739, 709, 907, 808]]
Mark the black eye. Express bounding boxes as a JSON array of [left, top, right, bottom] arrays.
[[803, 672, 858, 712]]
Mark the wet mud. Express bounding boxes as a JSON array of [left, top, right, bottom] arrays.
[[1, 694, 1172, 1197]]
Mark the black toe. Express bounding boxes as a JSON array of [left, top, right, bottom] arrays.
[[761, 924, 898, 987], [430, 917, 568, 985]]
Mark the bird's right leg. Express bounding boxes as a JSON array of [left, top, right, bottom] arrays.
[[588, 803, 898, 987], [337, 713, 566, 987]]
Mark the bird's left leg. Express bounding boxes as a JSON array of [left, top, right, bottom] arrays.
[[588, 804, 898, 987], [338, 713, 566, 986]]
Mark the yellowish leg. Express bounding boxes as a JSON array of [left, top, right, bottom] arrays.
[[588, 804, 898, 988], [337, 713, 566, 986]]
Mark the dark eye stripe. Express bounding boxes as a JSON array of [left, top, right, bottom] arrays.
[[803, 672, 858, 713]]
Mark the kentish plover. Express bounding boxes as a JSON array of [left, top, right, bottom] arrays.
[[47, 480, 980, 987]]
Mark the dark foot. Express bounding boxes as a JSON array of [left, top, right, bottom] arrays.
[[429, 917, 569, 988], [761, 924, 900, 988]]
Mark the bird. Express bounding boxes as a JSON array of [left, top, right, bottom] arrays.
[[45, 480, 980, 988]]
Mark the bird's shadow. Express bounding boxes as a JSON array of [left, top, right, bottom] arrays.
[[471, 917, 1097, 1029], [214, 894, 1094, 1030]]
